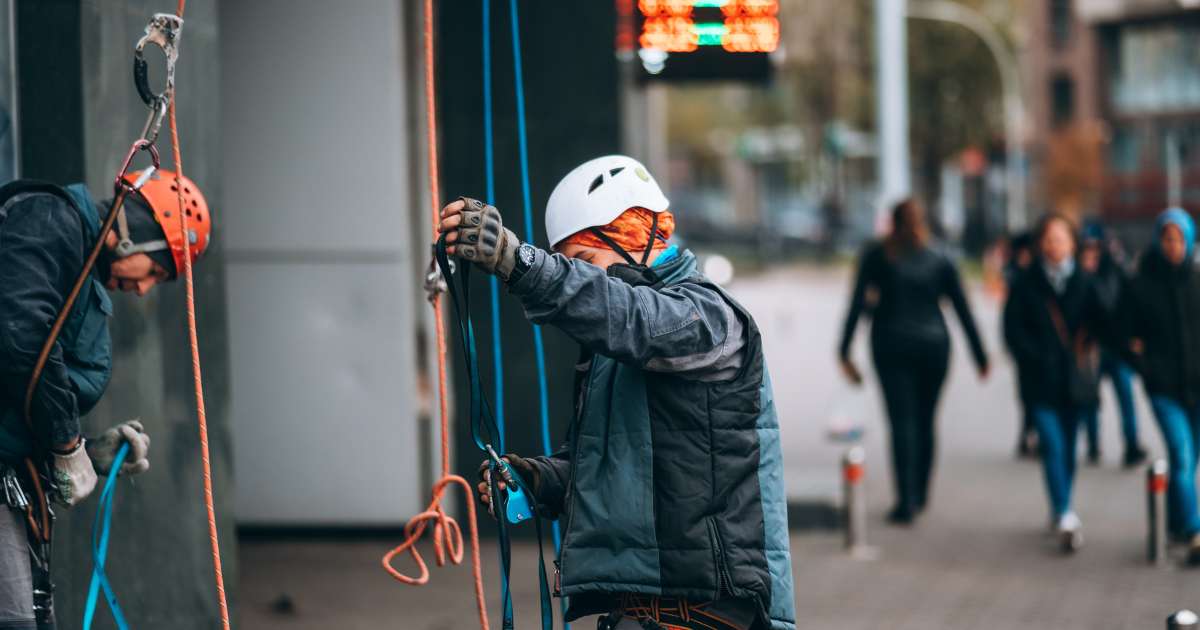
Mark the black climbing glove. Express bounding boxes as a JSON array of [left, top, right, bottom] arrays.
[[440, 197, 520, 280], [475, 453, 539, 518]]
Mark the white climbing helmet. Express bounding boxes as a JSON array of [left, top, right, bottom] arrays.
[[545, 155, 670, 249]]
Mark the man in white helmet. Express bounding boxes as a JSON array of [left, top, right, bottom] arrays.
[[440, 155, 795, 630]]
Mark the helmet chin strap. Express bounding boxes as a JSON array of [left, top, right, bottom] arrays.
[[587, 212, 662, 267]]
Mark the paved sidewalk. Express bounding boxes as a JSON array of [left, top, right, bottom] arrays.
[[240, 266, 1199, 629]]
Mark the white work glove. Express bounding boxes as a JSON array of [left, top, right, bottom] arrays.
[[87, 420, 151, 476], [51, 440, 98, 507]]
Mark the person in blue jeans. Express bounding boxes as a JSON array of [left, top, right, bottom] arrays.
[[1079, 222, 1147, 467], [1122, 208, 1200, 564], [1004, 213, 1110, 553]]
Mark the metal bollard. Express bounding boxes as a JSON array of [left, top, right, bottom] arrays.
[[1167, 610, 1199, 629], [1148, 459, 1169, 566], [842, 446, 867, 552]]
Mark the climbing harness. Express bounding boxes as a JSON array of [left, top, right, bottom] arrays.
[[83, 442, 131, 630], [381, 2, 491, 629], [435, 228, 554, 630]]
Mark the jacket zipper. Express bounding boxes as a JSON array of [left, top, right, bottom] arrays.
[[708, 517, 734, 599], [558, 356, 596, 592]]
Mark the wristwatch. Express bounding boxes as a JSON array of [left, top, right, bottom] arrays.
[[508, 242, 537, 286]]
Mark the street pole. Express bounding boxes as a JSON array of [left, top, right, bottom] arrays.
[[842, 446, 868, 552], [875, 0, 911, 230], [906, 0, 1028, 231], [1148, 459, 1169, 566]]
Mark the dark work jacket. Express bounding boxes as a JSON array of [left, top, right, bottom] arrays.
[[1122, 249, 1200, 407], [509, 249, 795, 630], [0, 182, 113, 463], [1003, 263, 1107, 409], [839, 242, 988, 369]]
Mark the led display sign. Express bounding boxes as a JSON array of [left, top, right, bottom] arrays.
[[631, 0, 778, 81]]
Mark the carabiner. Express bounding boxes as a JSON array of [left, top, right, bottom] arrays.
[[132, 13, 183, 142], [112, 139, 161, 194], [424, 245, 455, 303]]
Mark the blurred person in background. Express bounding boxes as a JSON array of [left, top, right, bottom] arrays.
[[1004, 231, 1039, 459], [1003, 213, 1110, 553], [1121, 208, 1200, 564], [838, 198, 989, 526], [1079, 220, 1146, 468]]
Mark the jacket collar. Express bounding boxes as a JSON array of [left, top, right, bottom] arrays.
[[654, 248, 698, 287]]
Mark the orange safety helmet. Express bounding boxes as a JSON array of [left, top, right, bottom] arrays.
[[117, 168, 212, 275]]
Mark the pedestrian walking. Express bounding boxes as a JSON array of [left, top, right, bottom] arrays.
[[1079, 220, 1147, 467], [442, 155, 796, 630], [1003, 213, 1110, 553], [838, 198, 989, 525], [1005, 232, 1040, 459], [1121, 208, 1200, 564]]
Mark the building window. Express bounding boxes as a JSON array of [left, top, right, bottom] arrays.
[[1050, 0, 1072, 49], [1051, 74, 1075, 128], [1110, 22, 1200, 116]]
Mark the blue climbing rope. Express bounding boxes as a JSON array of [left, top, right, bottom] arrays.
[[83, 442, 131, 630], [506, 0, 561, 552], [507, 1, 567, 626], [482, 2, 517, 626], [481, 0, 506, 456]]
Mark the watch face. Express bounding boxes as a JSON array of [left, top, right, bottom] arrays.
[[518, 243, 536, 266]]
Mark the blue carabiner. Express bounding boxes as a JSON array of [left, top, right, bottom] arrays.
[[486, 445, 533, 524]]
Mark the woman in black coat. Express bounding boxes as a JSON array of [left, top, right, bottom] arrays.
[[839, 198, 989, 525], [1003, 213, 1109, 553], [1122, 208, 1200, 564]]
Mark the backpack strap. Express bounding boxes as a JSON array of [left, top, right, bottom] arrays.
[[0, 179, 85, 220]]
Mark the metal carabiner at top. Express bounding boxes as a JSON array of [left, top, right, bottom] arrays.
[[132, 13, 184, 143]]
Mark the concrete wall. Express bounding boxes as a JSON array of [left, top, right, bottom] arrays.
[[16, 0, 236, 627], [220, 0, 427, 525]]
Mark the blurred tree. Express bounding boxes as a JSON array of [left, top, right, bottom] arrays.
[[660, 0, 1016, 244], [906, 0, 1014, 207], [1044, 120, 1108, 219]]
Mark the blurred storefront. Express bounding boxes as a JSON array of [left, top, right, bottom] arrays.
[[1026, 0, 1200, 238]]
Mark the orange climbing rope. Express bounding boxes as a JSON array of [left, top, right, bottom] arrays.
[[165, 1, 231, 628], [380, 1, 490, 628]]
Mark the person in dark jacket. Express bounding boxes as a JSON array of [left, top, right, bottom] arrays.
[[0, 173, 210, 629], [1004, 231, 1040, 458], [1122, 208, 1200, 564], [444, 156, 795, 630], [1079, 221, 1146, 467], [1003, 213, 1109, 553], [838, 198, 989, 525]]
